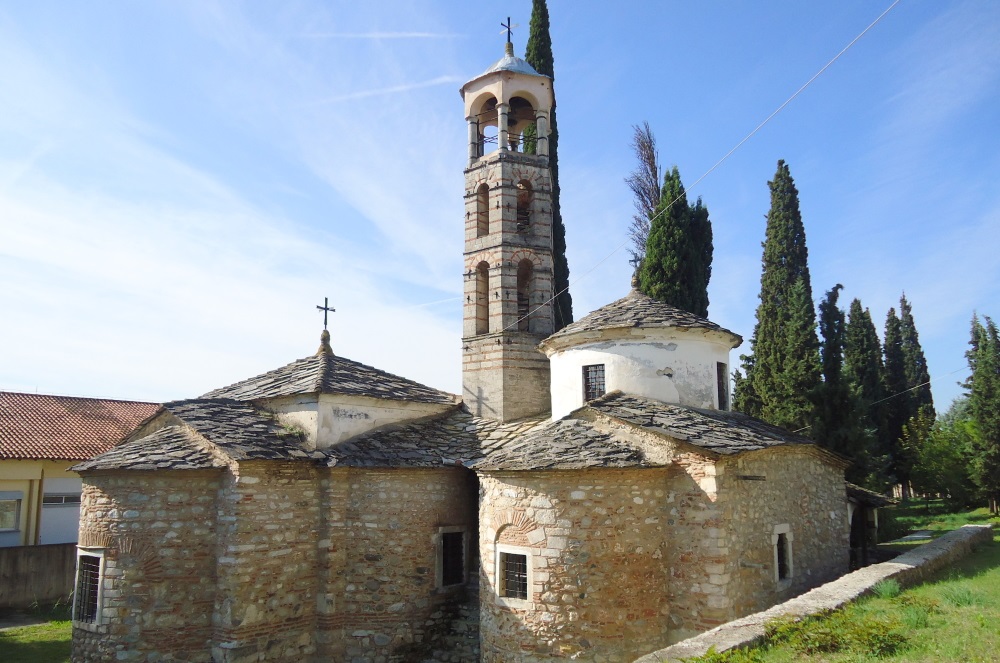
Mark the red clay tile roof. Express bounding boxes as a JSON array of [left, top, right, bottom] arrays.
[[0, 391, 161, 461]]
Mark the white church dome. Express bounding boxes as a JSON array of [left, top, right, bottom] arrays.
[[539, 287, 743, 419]]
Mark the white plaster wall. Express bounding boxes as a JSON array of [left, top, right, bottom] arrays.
[[269, 394, 453, 450], [549, 334, 733, 420]]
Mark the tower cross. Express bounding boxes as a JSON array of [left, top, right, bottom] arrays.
[[501, 17, 515, 44], [316, 297, 335, 330]]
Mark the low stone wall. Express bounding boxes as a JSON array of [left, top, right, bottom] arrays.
[[635, 524, 994, 663]]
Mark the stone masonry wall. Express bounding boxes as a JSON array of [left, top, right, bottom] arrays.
[[718, 448, 848, 621], [479, 469, 672, 663], [319, 467, 479, 663], [211, 461, 320, 663], [72, 470, 221, 662]]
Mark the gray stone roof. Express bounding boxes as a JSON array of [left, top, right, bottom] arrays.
[[75, 399, 327, 471], [72, 426, 225, 472], [201, 339, 455, 405], [165, 399, 325, 462], [469, 418, 649, 471], [328, 406, 544, 468], [541, 288, 741, 347], [847, 482, 895, 508], [588, 392, 816, 456]]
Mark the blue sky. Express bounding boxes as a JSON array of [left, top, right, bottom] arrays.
[[1, 1, 997, 412]]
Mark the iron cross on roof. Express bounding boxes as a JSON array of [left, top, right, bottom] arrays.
[[500, 17, 518, 44], [316, 297, 335, 330]]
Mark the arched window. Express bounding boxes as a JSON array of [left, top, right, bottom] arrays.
[[476, 261, 490, 335], [516, 180, 532, 233], [516, 259, 533, 332], [476, 184, 489, 237]]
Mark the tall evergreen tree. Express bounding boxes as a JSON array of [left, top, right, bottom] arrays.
[[844, 298, 891, 488], [810, 285, 868, 481], [734, 160, 820, 431], [883, 307, 911, 495], [636, 166, 712, 317], [525, 0, 573, 330], [625, 122, 660, 265], [899, 294, 935, 419], [968, 315, 1000, 513]]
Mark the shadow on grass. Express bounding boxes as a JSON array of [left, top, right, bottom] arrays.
[[0, 639, 72, 663]]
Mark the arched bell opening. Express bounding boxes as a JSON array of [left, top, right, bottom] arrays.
[[470, 95, 500, 157], [516, 259, 533, 332], [516, 180, 532, 234], [476, 261, 490, 335], [507, 96, 537, 153], [476, 184, 490, 237]]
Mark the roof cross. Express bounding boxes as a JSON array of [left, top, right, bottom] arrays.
[[500, 17, 517, 44], [316, 297, 335, 330]]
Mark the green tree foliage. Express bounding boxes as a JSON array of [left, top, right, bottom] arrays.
[[810, 285, 870, 482], [636, 166, 713, 317], [625, 122, 660, 265], [905, 398, 977, 509], [967, 315, 1000, 513], [900, 294, 935, 419], [883, 295, 936, 499], [883, 307, 910, 494], [844, 298, 892, 488], [525, 0, 573, 329], [734, 160, 820, 431]]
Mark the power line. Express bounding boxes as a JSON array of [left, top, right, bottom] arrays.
[[499, 0, 901, 333]]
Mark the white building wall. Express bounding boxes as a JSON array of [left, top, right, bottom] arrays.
[[549, 334, 733, 420], [269, 394, 454, 449]]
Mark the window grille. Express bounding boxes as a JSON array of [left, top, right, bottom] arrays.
[[500, 552, 528, 599], [43, 494, 82, 505], [582, 364, 606, 401], [74, 554, 102, 623]]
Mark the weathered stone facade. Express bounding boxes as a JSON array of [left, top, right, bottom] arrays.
[[73, 471, 221, 661]]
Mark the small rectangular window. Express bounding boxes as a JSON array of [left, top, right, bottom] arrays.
[[43, 494, 82, 506], [717, 362, 728, 410], [776, 533, 790, 580], [74, 553, 103, 623], [0, 499, 20, 530], [441, 531, 465, 586], [582, 364, 606, 402], [500, 552, 528, 599]]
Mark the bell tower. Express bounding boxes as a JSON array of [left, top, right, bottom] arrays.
[[460, 41, 555, 421]]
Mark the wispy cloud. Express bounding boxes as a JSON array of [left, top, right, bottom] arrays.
[[306, 75, 463, 105]]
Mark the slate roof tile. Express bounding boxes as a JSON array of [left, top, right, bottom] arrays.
[[542, 288, 741, 345], [72, 426, 225, 472], [201, 343, 456, 405], [588, 392, 816, 455], [0, 391, 161, 461]]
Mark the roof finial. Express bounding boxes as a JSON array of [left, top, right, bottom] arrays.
[[317, 329, 334, 356], [629, 256, 642, 291], [500, 16, 517, 55]]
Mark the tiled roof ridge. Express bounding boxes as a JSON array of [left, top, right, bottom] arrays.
[[0, 390, 159, 406]]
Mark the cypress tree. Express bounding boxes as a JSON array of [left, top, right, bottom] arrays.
[[899, 294, 935, 419], [525, 0, 573, 330], [734, 160, 820, 431], [810, 285, 868, 481], [883, 307, 910, 494], [625, 122, 660, 265], [844, 298, 891, 488], [636, 166, 712, 317], [968, 315, 1000, 513]]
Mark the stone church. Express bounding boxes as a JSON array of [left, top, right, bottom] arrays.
[[71, 43, 851, 663]]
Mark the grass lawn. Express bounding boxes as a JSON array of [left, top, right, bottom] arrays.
[[688, 504, 1000, 663], [0, 605, 71, 663]]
